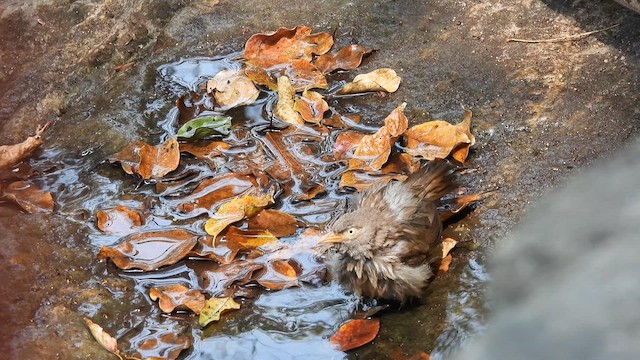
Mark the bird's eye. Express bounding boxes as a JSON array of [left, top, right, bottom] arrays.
[[347, 228, 357, 236]]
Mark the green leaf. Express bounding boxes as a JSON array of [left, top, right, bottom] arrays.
[[198, 297, 241, 327], [177, 115, 232, 140]]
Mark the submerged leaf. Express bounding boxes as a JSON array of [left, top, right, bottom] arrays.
[[403, 110, 474, 161], [254, 259, 300, 290], [248, 209, 298, 237], [204, 190, 275, 238], [199, 297, 241, 327], [202, 261, 264, 295], [175, 174, 259, 216], [273, 76, 304, 125], [294, 89, 329, 124], [179, 141, 230, 161], [177, 115, 232, 140], [96, 206, 143, 235], [134, 332, 191, 360], [314, 44, 371, 74], [97, 229, 198, 271], [330, 319, 380, 351], [0, 181, 54, 213], [109, 138, 180, 180], [84, 317, 122, 359], [338, 68, 401, 94], [207, 69, 260, 109], [149, 285, 206, 314], [223, 226, 278, 260]]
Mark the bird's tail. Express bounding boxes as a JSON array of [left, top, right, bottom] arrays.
[[406, 159, 457, 202]]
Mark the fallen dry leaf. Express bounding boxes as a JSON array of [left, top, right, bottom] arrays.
[[97, 229, 198, 271], [439, 254, 453, 272], [84, 317, 122, 360], [179, 141, 231, 161], [149, 284, 206, 314], [254, 259, 300, 290], [349, 103, 408, 171], [0, 122, 49, 170], [199, 297, 241, 327], [175, 174, 259, 216], [294, 89, 329, 124], [245, 57, 328, 91], [204, 190, 274, 239], [339, 170, 407, 191], [207, 69, 260, 109], [439, 189, 496, 221], [338, 68, 401, 95], [0, 181, 54, 213], [134, 332, 191, 360], [324, 112, 362, 129], [330, 318, 380, 351], [403, 110, 475, 162], [333, 131, 366, 161], [248, 209, 298, 237], [202, 260, 264, 295], [273, 75, 304, 125], [380, 153, 421, 174], [314, 44, 371, 74], [96, 206, 143, 235], [223, 226, 278, 259], [109, 137, 180, 180]]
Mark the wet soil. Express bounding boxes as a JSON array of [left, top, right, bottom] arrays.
[[0, 0, 639, 359]]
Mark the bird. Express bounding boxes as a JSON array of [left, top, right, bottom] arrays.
[[319, 160, 457, 303]]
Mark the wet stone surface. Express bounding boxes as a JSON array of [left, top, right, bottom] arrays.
[[0, 0, 639, 359]]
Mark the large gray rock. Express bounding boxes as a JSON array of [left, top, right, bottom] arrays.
[[613, 0, 640, 13], [454, 140, 640, 360]]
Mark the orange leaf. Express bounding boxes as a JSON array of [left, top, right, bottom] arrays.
[[333, 131, 366, 161], [254, 259, 300, 290], [439, 254, 453, 272], [97, 229, 198, 271], [0, 181, 54, 213], [96, 206, 143, 235], [179, 141, 230, 160], [202, 260, 264, 295], [109, 137, 180, 180], [0, 122, 48, 170], [330, 319, 380, 351], [245, 58, 328, 91], [314, 44, 372, 74], [149, 284, 206, 314], [324, 113, 362, 129], [175, 174, 258, 216], [247, 209, 298, 237], [243, 26, 333, 62], [380, 153, 421, 174], [204, 190, 274, 238], [403, 110, 474, 161], [224, 226, 278, 257], [134, 332, 191, 360], [339, 170, 407, 191], [84, 317, 121, 359], [439, 189, 495, 221], [294, 89, 329, 124]]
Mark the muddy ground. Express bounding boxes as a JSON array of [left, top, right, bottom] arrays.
[[0, 0, 639, 359]]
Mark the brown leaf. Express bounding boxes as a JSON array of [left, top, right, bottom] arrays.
[[203, 190, 275, 238], [109, 137, 180, 180], [333, 131, 366, 161], [349, 103, 408, 171], [0, 181, 54, 213], [84, 317, 122, 359], [439, 254, 453, 272], [0, 122, 49, 170], [199, 297, 241, 326], [339, 170, 407, 191], [439, 189, 495, 221], [380, 153, 421, 174], [247, 209, 298, 237], [149, 285, 206, 314], [403, 110, 474, 161], [179, 141, 230, 160], [294, 89, 329, 124], [97, 229, 198, 271], [243, 26, 333, 62], [202, 260, 264, 295], [245, 58, 328, 91], [207, 69, 260, 109], [314, 44, 372, 74], [273, 75, 304, 125], [324, 113, 362, 129], [175, 174, 259, 216], [96, 206, 143, 235], [223, 225, 278, 259], [338, 68, 401, 94], [134, 332, 191, 360], [330, 319, 380, 351], [254, 259, 300, 290]]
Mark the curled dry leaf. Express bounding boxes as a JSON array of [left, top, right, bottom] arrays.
[[0, 122, 49, 170], [149, 284, 206, 314], [245, 58, 328, 91], [439, 189, 495, 221], [428, 237, 458, 268], [96, 206, 143, 235], [338, 68, 401, 95], [348, 103, 408, 171], [314, 44, 371, 74], [109, 137, 180, 180], [339, 170, 407, 191], [243, 26, 333, 62], [381, 153, 421, 175], [330, 318, 380, 351], [175, 173, 258, 216], [84, 317, 122, 360], [97, 229, 198, 271], [207, 69, 259, 109], [294, 89, 329, 124], [179, 141, 231, 161], [273, 76, 304, 125], [248, 209, 298, 237], [199, 297, 241, 327], [203, 190, 275, 239], [0, 181, 54, 213], [223, 225, 278, 260], [403, 110, 475, 162]]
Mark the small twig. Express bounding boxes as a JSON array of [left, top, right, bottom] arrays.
[[508, 23, 620, 44]]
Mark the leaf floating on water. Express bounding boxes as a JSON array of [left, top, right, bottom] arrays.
[[179, 141, 230, 160], [273, 76, 304, 125], [83, 317, 122, 360], [247, 209, 298, 237], [97, 229, 198, 271], [109, 137, 180, 180], [243, 25, 333, 62], [134, 332, 191, 360], [330, 318, 380, 351], [223, 226, 278, 260], [96, 206, 143, 235], [333, 131, 366, 161], [0, 122, 49, 170], [294, 89, 329, 124], [254, 259, 300, 290], [207, 69, 260, 110], [177, 115, 232, 140], [403, 110, 475, 162], [175, 173, 259, 217], [314, 44, 372, 74], [338, 68, 401, 95], [202, 260, 264, 295], [199, 297, 241, 327], [204, 190, 275, 239], [0, 181, 54, 213], [149, 284, 206, 314]]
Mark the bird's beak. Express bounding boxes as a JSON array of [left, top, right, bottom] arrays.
[[318, 232, 346, 244]]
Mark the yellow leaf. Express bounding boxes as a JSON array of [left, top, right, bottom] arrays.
[[273, 76, 304, 125], [338, 68, 401, 94], [199, 297, 241, 327], [204, 191, 274, 238], [293, 89, 329, 124], [207, 69, 259, 109], [84, 317, 122, 360]]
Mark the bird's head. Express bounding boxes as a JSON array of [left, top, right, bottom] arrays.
[[318, 210, 379, 257]]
